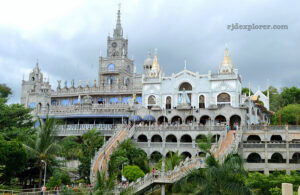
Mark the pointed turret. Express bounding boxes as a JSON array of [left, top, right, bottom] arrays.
[[219, 48, 234, 74], [113, 4, 123, 38], [152, 49, 160, 72]]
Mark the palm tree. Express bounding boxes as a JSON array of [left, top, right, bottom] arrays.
[[93, 171, 116, 195], [156, 151, 184, 171], [23, 117, 61, 187], [172, 133, 252, 195]]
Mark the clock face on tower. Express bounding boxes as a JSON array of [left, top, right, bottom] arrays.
[[112, 42, 117, 48]]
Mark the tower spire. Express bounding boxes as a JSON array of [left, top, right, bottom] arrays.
[[113, 4, 123, 38]]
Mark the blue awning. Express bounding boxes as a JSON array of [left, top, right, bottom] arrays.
[[130, 115, 142, 122], [109, 97, 120, 103], [122, 97, 131, 104], [40, 114, 129, 119], [29, 102, 36, 108], [98, 98, 106, 102], [143, 115, 156, 121], [61, 99, 70, 106], [72, 99, 82, 105], [136, 96, 142, 104]]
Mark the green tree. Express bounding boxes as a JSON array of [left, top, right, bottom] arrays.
[[242, 87, 254, 96], [23, 117, 61, 187], [0, 135, 27, 184], [280, 87, 300, 107], [123, 165, 145, 182], [263, 86, 280, 111], [271, 104, 300, 125], [46, 170, 71, 188], [78, 129, 104, 183], [156, 151, 183, 171], [93, 171, 116, 195], [60, 136, 81, 160], [0, 84, 12, 98], [109, 139, 149, 178]]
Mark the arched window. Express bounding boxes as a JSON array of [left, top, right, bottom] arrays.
[[199, 95, 205, 108], [179, 82, 192, 91], [217, 93, 230, 103], [125, 78, 130, 86], [107, 63, 115, 71], [148, 95, 156, 105], [166, 96, 171, 109], [127, 65, 130, 73], [107, 76, 115, 84]]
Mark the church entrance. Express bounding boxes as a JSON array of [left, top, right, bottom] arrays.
[[229, 115, 241, 130]]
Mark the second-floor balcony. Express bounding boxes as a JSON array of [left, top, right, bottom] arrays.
[[134, 125, 227, 131], [56, 124, 116, 136]]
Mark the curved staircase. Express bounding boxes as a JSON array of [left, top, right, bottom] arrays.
[[90, 124, 132, 183]]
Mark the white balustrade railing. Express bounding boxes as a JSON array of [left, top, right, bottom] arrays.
[[135, 125, 226, 131]]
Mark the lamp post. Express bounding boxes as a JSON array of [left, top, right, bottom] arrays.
[[41, 160, 47, 195]]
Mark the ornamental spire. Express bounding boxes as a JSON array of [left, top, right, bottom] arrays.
[[113, 4, 123, 38], [152, 48, 160, 73]]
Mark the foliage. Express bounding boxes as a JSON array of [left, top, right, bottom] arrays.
[[108, 139, 149, 178], [263, 86, 281, 112], [271, 104, 300, 125], [123, 165, 144, 182], [156, 151, 183, 171], [0, 99, 34, 141], [46, 170, 71, 188], [0, 84, 12, 98], [94, 171, 116, 195], [242, 87, 254, 96], [246, 171, 300, 195], [78, 129, 104, 183], [173, 153, 251, 195], [280, 86, 300, 107], [22, 117, 61, 187], [197, 133, 213, 155], [0, 135, 27, 184], [60, 136, 81, 160], [269, 187, 281, 195]]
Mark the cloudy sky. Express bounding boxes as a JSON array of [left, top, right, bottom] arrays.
[[0, 0, 299, 103]]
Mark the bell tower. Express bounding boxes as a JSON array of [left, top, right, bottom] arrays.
[[98, 5, 134, 89]]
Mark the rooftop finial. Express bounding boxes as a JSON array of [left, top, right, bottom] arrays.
[[113, 3, 123, 38], [184, 59, 187, 70]]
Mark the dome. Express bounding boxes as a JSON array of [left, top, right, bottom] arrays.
[[144, 50, 153, 66]]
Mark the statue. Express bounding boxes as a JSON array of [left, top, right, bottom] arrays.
[[64, 80, 67, 88], [133, 94, 136, 103], [94, 79, 97, 87], [57, 80, 61, 88], [86, 79, 89, 87], [79, 80, 82, 87], [177, 88, 191, 110], [71, 80, 74, 88]]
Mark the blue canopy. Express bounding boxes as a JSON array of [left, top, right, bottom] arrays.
[[29, 102, 36, 108], [61, 99, 70, 106], [136, 96, 142, 104], [143, 115, 156, 121], [98, 97, 106, 102], [109, 97, 120, 103], [122, 97, 131, 104], [72, 99, 82, 105], [129, 115, 142, 122]]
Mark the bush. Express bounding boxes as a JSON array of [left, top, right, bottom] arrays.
[[46, 170, 71, 188], [123, 165, 145, 182]]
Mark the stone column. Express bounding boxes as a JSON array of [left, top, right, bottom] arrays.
[[264, 141, 269, 175], [192, 139, 196, 149], [282, 183, 293, 195], [286, 126, 290, 174]]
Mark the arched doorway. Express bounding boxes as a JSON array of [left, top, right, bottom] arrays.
[[166, 151, 175, 158], [180, 134, 192, 143], [291, 153, 300, 163], [199, 95, 205, 108], [200, 115, 210, 125], [166, 96, 172, 109], [270, 135, 282, 142], [196, 134, 206, 142], [198, 152, 206, 157], [247, 135, 261, 142], [171, 116, 182, 124], [229, 115, 241, 130], [211, 134, 220, 143], [269, 153, 285, 163], [185, 115, 196, 124], [150, 151, 162, 163], [181, 151, 192, 159], [247, 153, 262, 163], [151, 135, 162, 142], [137, 134, 148, 142], [166, 134, 177, 142], [157, 116, 168, 125], [215, 115, 226, 125]]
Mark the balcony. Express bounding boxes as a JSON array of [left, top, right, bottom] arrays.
[[134, 125, 226, 132], [56, 124, 116, 136]]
